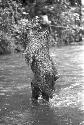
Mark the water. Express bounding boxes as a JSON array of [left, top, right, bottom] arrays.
[[0, 44, 84, 125]]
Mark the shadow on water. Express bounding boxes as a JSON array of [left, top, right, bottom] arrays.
[[0, 45, 84, 125]]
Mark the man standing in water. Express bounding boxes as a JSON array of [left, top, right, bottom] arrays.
[[25, 4, 59, 102]]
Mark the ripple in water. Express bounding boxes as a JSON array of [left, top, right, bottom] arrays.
[[49, 83, 82, 109]]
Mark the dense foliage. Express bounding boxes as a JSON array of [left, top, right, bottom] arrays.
[[0, 0, 82, 55]]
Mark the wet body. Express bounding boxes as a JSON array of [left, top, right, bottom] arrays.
[[0, 44, 84, 125]]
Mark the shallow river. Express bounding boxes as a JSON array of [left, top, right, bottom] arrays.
[[0, 44, 84, 125]]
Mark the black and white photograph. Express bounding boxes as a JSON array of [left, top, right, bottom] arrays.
[[0, 0, 84, 124]]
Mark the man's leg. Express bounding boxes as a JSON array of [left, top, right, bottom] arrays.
[[42, 91, 49, 102], [31, 82, 40, 100]]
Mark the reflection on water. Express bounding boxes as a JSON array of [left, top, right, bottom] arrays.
[[79, 86, 84, 111], [0, 45, 84, 125]]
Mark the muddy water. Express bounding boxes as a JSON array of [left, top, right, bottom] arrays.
[[0, 44, 84, 125]]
